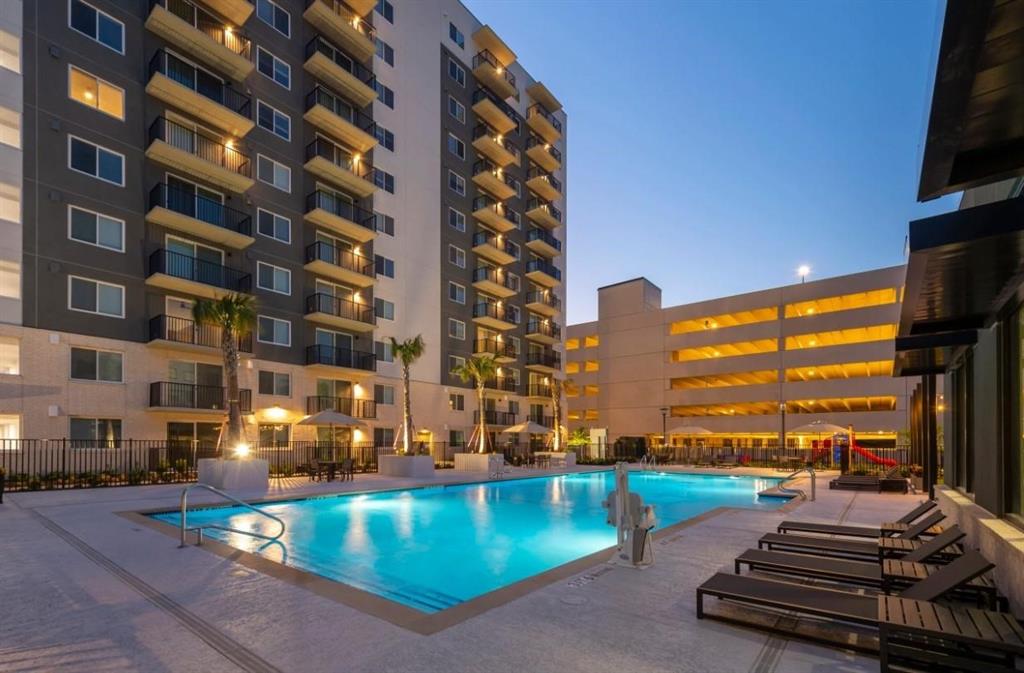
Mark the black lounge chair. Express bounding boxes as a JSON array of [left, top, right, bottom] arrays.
[[759, 510, 947, 560], [830, 468, 908, 494], [777, 500, 936, 538], [717, 455, 740, 468]]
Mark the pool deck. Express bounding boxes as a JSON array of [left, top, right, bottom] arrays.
[[0, 466, 918, 672]]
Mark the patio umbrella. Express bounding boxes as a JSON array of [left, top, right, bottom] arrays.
[[298, 410, 368, 461], [502, 421, 552, 435], [665, 425, 712, 435], [788, 421, 848, 435]]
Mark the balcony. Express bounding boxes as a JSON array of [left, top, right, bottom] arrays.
[[472, 195, 519, 233], [472, 159, 516, 201], [525, 290, 561, 317], [472, 50, 516, 100], [304, 36, 377, 108], [304, 190, 376, 243], [527, 104, 562, 144], [485, 377, 519, 395], [304, 293, 375, 333], [472, 266, 519, 299], [149, 381, 252, 413], [527, 82, 562, 114], [146, 249, 251, 299], [306, 395, 376, 419], [305, 344, 376, 376], [474, 337, 517, 363], [146, 117, 253, 193], [526, 350, 562, 374], [473, 409, 517, 426], [526, 197, 562, 230], [526, 135, 561, 172], [528, 412, 555, 427], [148, 315, 253, 354], [304, 241, 374, 287], [528, 383, 552, 400], [472, 124, 519, 168], [471, 89, 516, 135], [526, 319, 561, 346], [525, 227, 561, 258], [303, 0, 376, 62], [472, 230, 518, 265], [526, 258, 562, 287], [526, 167, 562, 202], [146, 183, 254, 249], [147, 51, 252, 137], [304, 85, 377, 153], [304, 138, 376, 199], [145, 0, 253, 81], [472, 302, 517, 331]]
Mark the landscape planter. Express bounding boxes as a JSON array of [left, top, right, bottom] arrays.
[[453, 452, 504, 471], [378, 455, 435, 478]]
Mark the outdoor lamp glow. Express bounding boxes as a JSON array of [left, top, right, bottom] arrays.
[[233, 443, 251, 458]]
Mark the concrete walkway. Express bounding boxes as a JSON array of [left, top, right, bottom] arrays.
[[0, 467, 913, 672]]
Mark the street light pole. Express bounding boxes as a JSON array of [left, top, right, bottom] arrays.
[[660, 407, 668, 449]]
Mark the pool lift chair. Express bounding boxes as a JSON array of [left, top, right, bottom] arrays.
[[602, 462, 657, 568]]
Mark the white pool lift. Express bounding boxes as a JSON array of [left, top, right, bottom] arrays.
[[602, 462, 657, 568]]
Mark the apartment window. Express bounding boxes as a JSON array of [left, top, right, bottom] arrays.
[[449, 23, 465, 49], [375, 38, 394, 66], [375, 255, 395, 278], [448, 58, 465, 87], [373, 169, 395, 194], [68, 136, 124, 186], [374, 384, 395, 405], [0, 261, 17, 299], [507, 241, 521, 260], [257, 315, 291, 346], [448, 96, 465, 124], [448, 318, 466, 340], [507, 305, 521, 324], [258, 370, 290, 396], [373, 427, 394, 447], [0, 184, 18, 224], [375, 0, 394, 23], [68, 65, 124, 120], [69, 0, 124, 54], [374, 298, 394, 320], [0, 30, 19, 73], [509, 336, 521, 358], [374, 126, 395, 152], [375, 81, 394, 108], [0, 108, 17, 149], [256, 47, 290, 89], [448, 355, 466, 373], [256, 0, 290, 37], [509, 177, 522, 198], [70, 346, 122, 382], [448, 281, 466, 304], [448, 245, 465, 268], [375, 213, 395, 236], [256, 261, 291, 295], [449, 429, 465, 446], [256, 208, 290, 244], [68, 205, 124, 252], [70, 418, 121, 444], [257, 101, 290, 140], [447, 133, 465, 160], [507, 272, 521, 292], [0, 338, 18, 374], [508, 209, 521, 228], [68, 276, 123, 318], [257, 154, 291, 192], [449, 393, 465, 411], [448, 208, 466, 232], [448, 170, 465, 196], [375, 340, 393, 363]]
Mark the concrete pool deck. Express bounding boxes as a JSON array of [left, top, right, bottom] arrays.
[[0, 466, 916, 672]]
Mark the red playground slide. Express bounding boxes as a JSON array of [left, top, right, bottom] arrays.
[[851, 445, 897, 467]]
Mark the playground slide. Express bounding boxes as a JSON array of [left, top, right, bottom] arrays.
[[851, 445, 897, 467]]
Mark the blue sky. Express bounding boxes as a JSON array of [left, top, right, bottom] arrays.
[[464, 0, 959, 324]]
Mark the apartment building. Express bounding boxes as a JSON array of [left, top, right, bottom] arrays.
[[566, 266, 912, 448], [0, 0, 565, 446]]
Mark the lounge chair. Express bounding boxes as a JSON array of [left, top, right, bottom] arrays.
[[717, 455, 740, 468], [777, 500, 937, 538], [830, 467, 908, 494]]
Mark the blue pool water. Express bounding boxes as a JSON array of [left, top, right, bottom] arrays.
[[153, 471, 784, 612]]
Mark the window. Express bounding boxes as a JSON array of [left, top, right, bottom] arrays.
[[448, 245, 465, 268], [0, 30, 20, 73], [70, 418, 121, 444], [448, 96, 465, 123], [375, 81, 394, 108], [506, 272, 520, 292], [375, 340, 393, 363], [0, 338, 18, 374], [257, 154, 291, 192], [448, 281, 466, 304], [259, 423, 290, 444], [69, 0, 124, 54], [374, 298, 394, 320], [68, 205, 124, 252], [375, 38, 394, 66], [257, 208, 290, 243], [375, 0, 394, 24], [68, 276, 123, 318], [447, 133, 465, 160], [256, 261, 291, 295], [373, 169, 395, 193], [507, 305, 521, 324], [448, 208, 466, 232], [448, 355, 466, 373], [509, 177, 522, 198], [257, 101, 290, 140], [256, 0, 290, 37], [0, 184, 17, 223], [449, 429, 465, 446], [0, 107, 18, 149], [448, 170, 465, 195], [375, 213, 394, 236], [257, 315, 291, 346], [258, 370, 290, 396], [374, 384, 395, 405], [373, 427, 394, 447], [68, 136, 124, 186], [0, 414, 18, 440], [256, 47, 290, 89], [70, 347, 122, 382], [0, 261, 17, 299], [509, 336, 521, 358], [449, 23, 465, 49], [507, 241, 521, 260], [374, 126, 394, 151], [449, 393, 465, 411], [448, 318, 465, 340], [448, 58, 465, 87], [375, 255, 395, 278], [68, 65, 124, 119]]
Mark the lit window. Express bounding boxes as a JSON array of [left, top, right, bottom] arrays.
[[0, 29, 19, 73], [257, 315, 291, 346], [70, 418, 121, 444], [68, 205, 124, 252], [0, 107, 19, 148], [0, 414, 18, 439], [68, 65, 124, 120], [0, 183, 19, 223], [69, 0, 124, 54], [0, 260, 22, 299], [68, 276, 123, 317], [0, 338, 19, 374]]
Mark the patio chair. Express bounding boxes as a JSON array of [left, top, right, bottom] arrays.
[[339, 458, 354, 482], [717, 455, 740, 468], [777, 500, 937, 539], [309, 457, 325, 482]]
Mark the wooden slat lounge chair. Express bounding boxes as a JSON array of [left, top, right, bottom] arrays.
[[717, 455, 740, 468], [777, 500, 936, 538], [758, 511, 947, 560]]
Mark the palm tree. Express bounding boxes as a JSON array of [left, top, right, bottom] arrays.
[[452, 355, 499, 453], [192, 294, 256, 453], [390, 335, 425, 454], [549, 377, 572, 452]]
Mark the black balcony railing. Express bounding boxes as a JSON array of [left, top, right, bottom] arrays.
[[306, 85, 376, 134], [472, 124, 519, 157], [527, 167, 562, 193], [527, 227, 561, 252], [526, 134, 562, 162], [149, 381, 252, 412], [149, 117, 251, 177], [305, 35, 376, 88], [305, 241, 374, 277], [308, 0, 376, 42], [306, 190, 376, 231], [527, 350, 562, 369], [485, 377, 519, 393], [149, 315, 253, 352], [473, 50, 516, 89], [472, 195, 519, 226], [474, 409, 517, 426], [149, 248, 252, 292], [528, 413, 554, 427], [527, 320, 561, 340], [472, 231, 519, 258], [526, 290, 561, 311], [472, 267, 519, 292], [528, 383, 553, 398], [526, 258, 562, 282], [150, 183, 252, 237], [528, 103, 563, 133], [305, 293, 375, 325], [472, 158, 503, 180], [305, 344, 377, 372], [154, 0, 252, 59], [474, 338, 518, 359], [473, 301, 516, 323], [526, 198, 562, 224], [149, 49, 251, 116], [306, 395, 376, 419], [472, 88, 519, 120], [306, 137, 373, 180]]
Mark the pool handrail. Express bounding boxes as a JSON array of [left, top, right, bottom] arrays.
[[776, 466, 816, 501], [178, 483, 286, 547]]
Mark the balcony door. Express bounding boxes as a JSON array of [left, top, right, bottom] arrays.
[[166, 235, 224, 286], [316, 378, 352, 401], [168, 360, 223, 409], [315, 230, 354, 266], [165, 296, 196, 344], [167, 174, 224, 226], [165, 50, 224, 106], [166, 421, 222, 455], [316, 327, 354, 367]]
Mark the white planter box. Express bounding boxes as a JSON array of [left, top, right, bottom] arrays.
[[197, 458, 224, 487], [379, 455, 435, 478], [198, 458, 269, 492], [454, 452, 504, 471]]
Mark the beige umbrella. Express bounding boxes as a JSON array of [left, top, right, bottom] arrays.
[[666, 425, 712, 435], [503, 421, 552, 435], [298, 410, 368, 461], [789, 421, 848, 435]]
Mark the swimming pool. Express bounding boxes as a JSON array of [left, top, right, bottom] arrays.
[[152, 470, 784, 613]]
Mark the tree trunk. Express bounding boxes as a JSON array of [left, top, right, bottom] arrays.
[[402, 362, 413, 454], [551, 382, 562, 452], [222, 328, 243, 452], [477, 382, 487, 453]]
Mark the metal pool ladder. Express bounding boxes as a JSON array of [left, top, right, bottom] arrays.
[[639, 454, 657, 471], [776, 466, 816, 501], [178, 483, 286, 547]]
